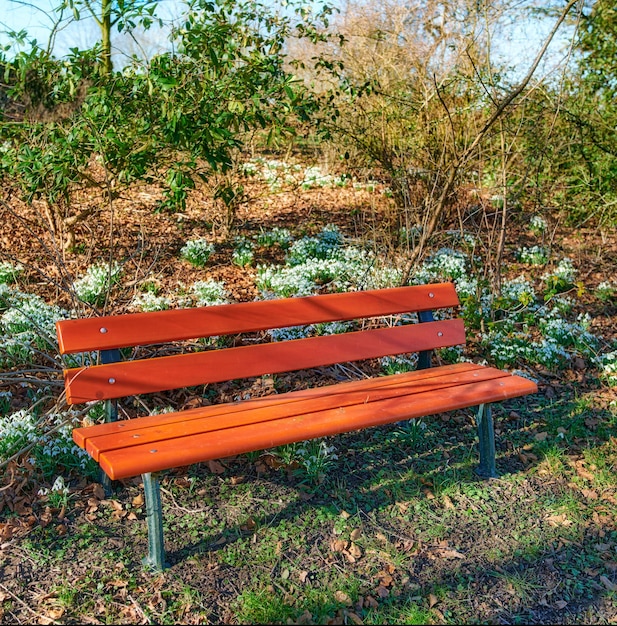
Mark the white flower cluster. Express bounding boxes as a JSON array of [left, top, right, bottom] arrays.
[[399, 225, 423, 245], [73, 262, 122, 305], [596, 282, 616, 302], [0, 390, 11, 414], [258, 246, 401, 298], [191, 280, 229, 306], [529, 215, 548, 236], [269, 325, 313, 341], [483, 306, 599, 370], [445, 230, 477, 248], [232, 237, 255, 267], [300, 166, 348, 190], [286, 224, 344, 266], [0, 262, 22, 284], [413, 248, 469, 283], [131, 291, 171, 312], [380, 353, 419, 375], [498, 276, 536, 307], [269, 320, 354, 343], [0, 409, 38, 458], [595, 350, 617, 386], [1, 288, 67, 366], [542, 257, 577, 284], [38, 475, 69, 496], [256, 227, 292, 249], [295, 439, 338, 482], [529, 215, 548, 235], [180, 238, 215, 267], [241, 158, 351, 192], [40, 412, 92, 469], [516, 245, 549, 265]]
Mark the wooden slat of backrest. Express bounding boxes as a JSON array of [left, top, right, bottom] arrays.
[[56, 283, 459, 354], [64, 318, 465, 403]]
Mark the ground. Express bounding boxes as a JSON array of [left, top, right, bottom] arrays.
[[0, 171, 616, 625]]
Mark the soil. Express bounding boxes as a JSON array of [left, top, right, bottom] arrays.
[[0, 173, 616, 625]]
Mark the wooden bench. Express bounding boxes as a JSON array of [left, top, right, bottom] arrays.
[[56, 283, 537, 571]]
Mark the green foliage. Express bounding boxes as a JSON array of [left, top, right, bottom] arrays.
[[0, 0, 333, 240]]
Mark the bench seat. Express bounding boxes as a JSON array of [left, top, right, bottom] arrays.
[[74, 362, 536, 480]]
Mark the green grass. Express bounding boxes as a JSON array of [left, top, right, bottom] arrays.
[[2, 390, 616, 624]]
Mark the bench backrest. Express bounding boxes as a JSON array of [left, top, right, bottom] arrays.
[[57, 283, 463, 404]]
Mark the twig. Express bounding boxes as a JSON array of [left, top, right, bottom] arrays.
[[0, 583, 60, 625]]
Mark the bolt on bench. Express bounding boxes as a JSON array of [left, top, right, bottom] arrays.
[[56, 283, 537, 571]]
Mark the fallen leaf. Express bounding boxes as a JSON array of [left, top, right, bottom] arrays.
[[594, 543, 611, 552], [46, 608, 65, 620], [334, 591, 352, 606], [350, 528, 362, 541], [545, 513, 573, 527], [428, 593, 438, 608], [281, 568, 290, 580], [346, 611, 364, 625], [581, 489, 599, 500], [92, 483, 105, 500], [600, 575, 617, 591], [346, 543, 362, 560], [437, 548, 466, 559], [442, 495, 455, 509], [554, 600, 568, 609], [208, 460, 226, 475], [364, 596, 379, 609], [132, 494, 144, 507], [534, 431, 549, 442], [330, 539, 348, 553], [376, 585, 389, 599]]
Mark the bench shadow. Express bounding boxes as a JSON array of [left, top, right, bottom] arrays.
[[150, 393, 616, 624]]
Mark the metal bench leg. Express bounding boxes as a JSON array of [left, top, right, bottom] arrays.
[[475, 404, 499, 478], [100, 398, 118, 497], [142, 472, 167, 571]]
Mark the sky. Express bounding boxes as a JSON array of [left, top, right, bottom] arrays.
[[0, 0, 575, 78], [0, 0, 180, 60]]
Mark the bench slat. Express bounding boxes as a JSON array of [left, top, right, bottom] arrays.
[[96, 371, 537, 480], [64, 319, 465, 403], [81, 365, 524, 461], [56, 283, 460, 353]]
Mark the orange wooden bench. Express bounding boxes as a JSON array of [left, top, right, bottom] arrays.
[[56, 283, 537, 570]]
